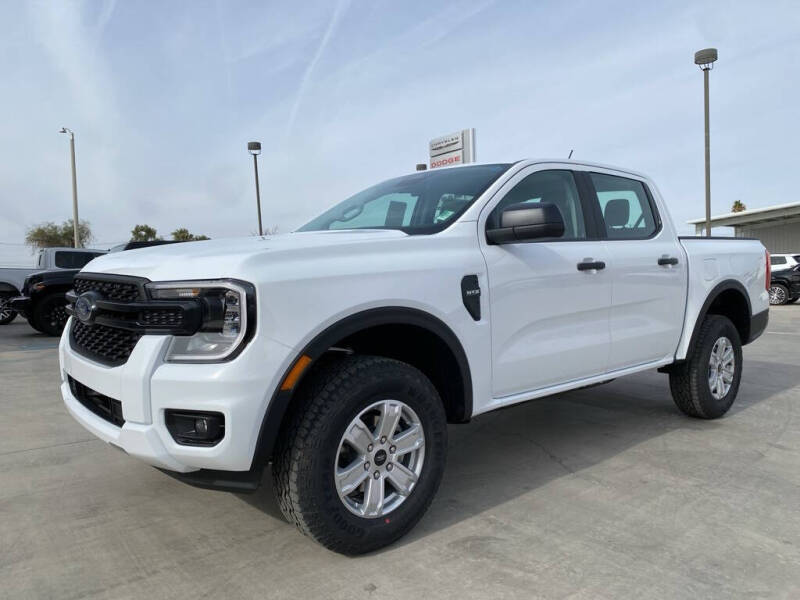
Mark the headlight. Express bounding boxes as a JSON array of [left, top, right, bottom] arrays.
[[145, 279, 254, 362]]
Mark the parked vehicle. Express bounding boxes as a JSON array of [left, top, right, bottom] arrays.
[[11, 241, 177, 335], [770, 253, 800, 272], [769, 264, 800, 305], [58, 160, 769, 554], [0, 248, 106, 326]]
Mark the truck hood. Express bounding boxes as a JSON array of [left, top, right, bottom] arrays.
[[82, 230, 409, 281]]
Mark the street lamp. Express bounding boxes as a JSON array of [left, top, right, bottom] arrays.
[[248, 141, 263, 236], [694, 48, 718, 237], [59, 127, 80, 247]]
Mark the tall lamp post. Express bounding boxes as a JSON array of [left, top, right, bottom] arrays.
[[694, 48, 718, 237], [59, 127, 80, 247], [248, 141, 263, 236]]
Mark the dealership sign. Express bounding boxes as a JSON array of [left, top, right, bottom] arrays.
[[429, 129, 476, 169]]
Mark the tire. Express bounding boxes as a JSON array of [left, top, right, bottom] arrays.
[[272, 355, 448, 555], [26, 316, 45, 333], [669, 315, 742, 419], [31, 293, 70, 336], [768, 283, 789, 305], [0, 295, 16, 325]]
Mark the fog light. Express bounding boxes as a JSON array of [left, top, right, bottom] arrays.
[[165, 410, 224, 446]]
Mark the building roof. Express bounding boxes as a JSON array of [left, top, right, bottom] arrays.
[[688, 202, 800, 227]]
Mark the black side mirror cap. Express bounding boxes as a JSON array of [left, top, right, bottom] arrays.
[[486, 202, 565, 244]]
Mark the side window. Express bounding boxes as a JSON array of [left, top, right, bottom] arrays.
[[488, 170, 586, 240], [329, 193, 418, 229], [588, 173, 658, 239], [54, 252, 102, 269], [771, 256, 787, 265]]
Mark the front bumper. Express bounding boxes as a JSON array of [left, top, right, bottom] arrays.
[[9, 296, 30, 317], [59, 317, 294, 475]]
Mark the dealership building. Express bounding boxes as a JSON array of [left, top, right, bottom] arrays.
[[688, 202, 800, 253]]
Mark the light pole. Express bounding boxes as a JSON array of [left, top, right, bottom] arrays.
[[59, 127, 80, 247], [248, 141, 263, 236], [694, 48, 718, 237]]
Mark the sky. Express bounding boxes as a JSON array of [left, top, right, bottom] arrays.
[[1, 0, 799, 262]]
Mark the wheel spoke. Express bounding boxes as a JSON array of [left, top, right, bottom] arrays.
[[376, 401, 402, 442], [392, 424, 424, 456], [344, 419, 373, 454], [387, 462, 418, 496], [362, 476, 384, 516], [337, 460, 369, 495]]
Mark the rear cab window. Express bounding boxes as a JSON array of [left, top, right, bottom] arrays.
[[587, 173, 659, 239]]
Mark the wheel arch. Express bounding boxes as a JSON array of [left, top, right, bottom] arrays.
[[252, 307, 473, 467], [0, 283, 21, 295], [688, 280, 753, 355]]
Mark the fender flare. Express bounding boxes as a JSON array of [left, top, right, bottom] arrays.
[[683, 279, 753, 361], [253, 306, 473, 463]]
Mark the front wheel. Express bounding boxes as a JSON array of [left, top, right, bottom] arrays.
[[272, 355, 447, 555], [768, 283, 789, 305], [31, 293, 70, 336], [669, 315, 742, 419], [0, 294, 16, 325]]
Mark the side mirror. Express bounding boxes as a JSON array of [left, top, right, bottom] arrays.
[[486, 202, 565, 244]]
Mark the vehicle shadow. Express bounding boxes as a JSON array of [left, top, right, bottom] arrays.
[[237, 359, 797, 547]]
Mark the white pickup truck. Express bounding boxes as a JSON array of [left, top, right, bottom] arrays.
[[59, 160, 769, 554]]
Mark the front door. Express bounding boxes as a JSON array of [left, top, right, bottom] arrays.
[[480, 167, 612, 398]]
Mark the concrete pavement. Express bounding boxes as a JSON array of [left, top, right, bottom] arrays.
[[1, 308, 799, 599]]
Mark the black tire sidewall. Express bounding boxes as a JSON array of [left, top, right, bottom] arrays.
[[294, 360, 447, 553], [691, 316, 743, 418]]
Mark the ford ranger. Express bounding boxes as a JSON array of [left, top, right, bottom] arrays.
[[58, 160, 769, 554]]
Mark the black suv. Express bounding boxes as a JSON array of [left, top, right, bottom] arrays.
[[769, 265, 800, 305]]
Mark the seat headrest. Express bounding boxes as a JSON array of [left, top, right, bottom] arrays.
[[604, 199, 629, 227]]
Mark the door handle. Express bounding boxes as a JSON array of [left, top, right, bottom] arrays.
[[577, 260, 606, 271], [658, 257, 679, 266]]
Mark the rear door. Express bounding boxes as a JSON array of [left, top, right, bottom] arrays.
[[480, 165, 612, 397], [578, 169, 687, 370]]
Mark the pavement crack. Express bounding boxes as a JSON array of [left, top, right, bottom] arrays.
[[0, 438, 99, 457]]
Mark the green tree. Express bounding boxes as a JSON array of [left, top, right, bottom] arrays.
[[171, 228, 210, 241], [25, 219, 93, 249], [130, 224, 161, 242], [731, 200, 746, 213]]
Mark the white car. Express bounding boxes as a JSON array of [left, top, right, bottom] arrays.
[[59, 159, 770, 554], [770, 253, 800, 272]]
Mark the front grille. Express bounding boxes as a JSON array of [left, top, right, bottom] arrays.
[[68, 376, 125, 427], [71, 320, 142, 366], [141, 308, 183, 327], [74, 276, 141, 302]]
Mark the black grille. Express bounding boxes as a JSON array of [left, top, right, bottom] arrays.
[[68, 376, 125, 427], [71, 320, 142, 366], [74, 277, 141, 302], [141, 308, 183, 327]]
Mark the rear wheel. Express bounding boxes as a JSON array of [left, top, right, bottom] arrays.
[[669, 315, 742, 419], [0, 294, 16, 325], [32, 293, 69, 336], [272, 355, 447, 555], [768, 283, 788, 305]]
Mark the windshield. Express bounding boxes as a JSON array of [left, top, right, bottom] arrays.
[[299, 164, 511, 234]]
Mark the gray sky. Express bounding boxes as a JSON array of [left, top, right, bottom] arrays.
[[1, 0, 798, 254]]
